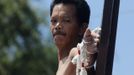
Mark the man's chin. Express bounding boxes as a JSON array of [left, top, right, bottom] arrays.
[[54, 41, 63, 46], [53, 35, 66, 48], [53, 35, 65, 43], [55, 42, 64, 49]]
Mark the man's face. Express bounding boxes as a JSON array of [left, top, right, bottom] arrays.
[[50, 4, 80, 50]]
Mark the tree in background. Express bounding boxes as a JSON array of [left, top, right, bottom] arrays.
[[0, 0, 57, 75]]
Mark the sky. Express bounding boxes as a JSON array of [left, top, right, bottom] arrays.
[[29, 0, 134, 75]]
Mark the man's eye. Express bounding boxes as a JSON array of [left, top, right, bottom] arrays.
[[63, 19, 70, 23], [51, 19, 57, 24]]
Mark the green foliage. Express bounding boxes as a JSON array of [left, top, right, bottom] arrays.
[[0, 0, 58, 75]]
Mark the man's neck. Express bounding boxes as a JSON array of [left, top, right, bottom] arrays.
[[58, 47, 70, 61], [57, 38, 81, 62]]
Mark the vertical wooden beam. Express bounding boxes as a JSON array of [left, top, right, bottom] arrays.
[[95, 0, 120, 75], [105, 0, 120, 75], [95, 0, 114, 74]]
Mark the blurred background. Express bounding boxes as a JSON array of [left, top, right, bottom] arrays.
[[0, 0, 57, 75], [0, 0, 134, 75]]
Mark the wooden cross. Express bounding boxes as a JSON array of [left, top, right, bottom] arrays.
[[95, 0, 120, 75]]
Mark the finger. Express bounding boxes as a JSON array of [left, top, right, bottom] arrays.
[[94, 38, 99, 43], [84, 28, 91, 38], [91, 31, 100, 38]]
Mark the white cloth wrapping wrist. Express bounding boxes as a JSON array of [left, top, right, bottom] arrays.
[[82, 39, 98, 54], [71, 39, 98, 65], [71, 27, 101, 75], [71, 38, 98, 75]]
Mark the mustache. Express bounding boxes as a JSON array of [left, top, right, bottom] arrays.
[[53, 30, 66, 36]]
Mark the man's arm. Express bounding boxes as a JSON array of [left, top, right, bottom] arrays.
[[69, 28, 100, 75]]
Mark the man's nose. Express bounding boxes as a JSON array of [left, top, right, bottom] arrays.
[[55, 22, 62, 30]]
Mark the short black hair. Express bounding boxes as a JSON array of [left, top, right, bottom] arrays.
[[50, 0, 90, 27]]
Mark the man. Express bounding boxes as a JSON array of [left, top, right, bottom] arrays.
[[50, 0, 99, 75]]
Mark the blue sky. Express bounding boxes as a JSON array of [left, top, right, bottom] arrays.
[[29, 0, 134, 75]]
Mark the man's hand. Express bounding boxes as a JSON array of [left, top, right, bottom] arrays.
[[82, 28, 101, 68], [70, 28, 101, 68], [84, 28, 100, 46], [91, 27, 101, 46], [62, 28, 101, 75]]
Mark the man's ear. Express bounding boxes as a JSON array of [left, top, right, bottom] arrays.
[[79, 23, 88, 36]]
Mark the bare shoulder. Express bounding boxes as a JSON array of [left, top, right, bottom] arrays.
[[68, 47, 78, 59]]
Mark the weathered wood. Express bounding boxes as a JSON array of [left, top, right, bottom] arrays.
[[105, 0, 120, 75], [95, 0, 120, 75]]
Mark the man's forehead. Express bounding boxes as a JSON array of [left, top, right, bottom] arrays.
[[52, 3, 77, 16]]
